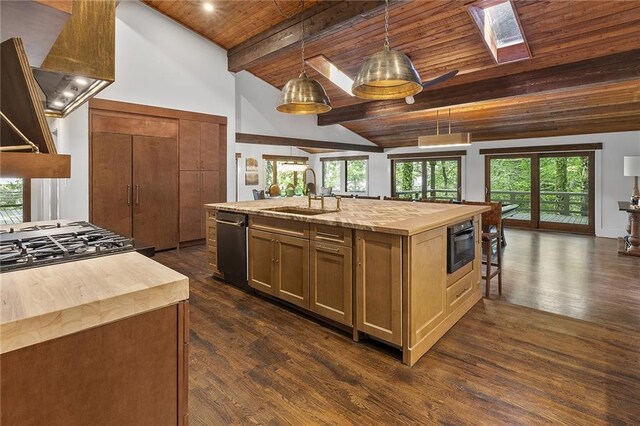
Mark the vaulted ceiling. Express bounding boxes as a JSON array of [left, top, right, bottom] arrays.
[[143, 0, 640, 148]]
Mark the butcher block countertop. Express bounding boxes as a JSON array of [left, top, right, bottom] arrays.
[[206, 197, 489, 236], [0, 251, 189, 354]]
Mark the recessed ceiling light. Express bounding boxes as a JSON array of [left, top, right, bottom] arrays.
[[75, 77, 88, 86], [63, 91, 74, 98], [203, 3, 214, 12], [52, 100, 64, 107]]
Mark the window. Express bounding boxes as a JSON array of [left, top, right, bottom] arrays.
[[391, 157, 461, 201], [263, 155, 308, 195], [0, 178, 26, 224], [321, 156, 368, 193], [468, 0, 530, 64]]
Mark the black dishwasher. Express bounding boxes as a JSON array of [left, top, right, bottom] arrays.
[[216, 211, 249, 289]]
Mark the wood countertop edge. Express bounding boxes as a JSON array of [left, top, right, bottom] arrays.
[[205, 203, 489, 236], [0, 279, 189, 355]]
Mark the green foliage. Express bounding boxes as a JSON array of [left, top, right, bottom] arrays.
[[0, 179, 24, 207], [323, 161, 341, 191], [489, 156, 589, 217], [346, 160, 366, 192], [394, 159, 458, 200]]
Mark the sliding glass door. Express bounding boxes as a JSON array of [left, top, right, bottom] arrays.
[[486, 152, 594, 234]]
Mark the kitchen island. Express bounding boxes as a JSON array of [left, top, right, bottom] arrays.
[[205, 198, 489, 366], [0, 221, 190, 425]]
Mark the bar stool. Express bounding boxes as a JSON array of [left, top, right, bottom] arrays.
[[462, 201, 503, 298]]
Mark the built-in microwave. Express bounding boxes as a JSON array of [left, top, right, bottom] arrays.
[[447, 220, 475, 274]]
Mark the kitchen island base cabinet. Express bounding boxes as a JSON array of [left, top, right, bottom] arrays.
[[356, 231, 403, 346], [1, 302, 189, 426], [248, 228, 310, 309], [310, 242, 353, 326]]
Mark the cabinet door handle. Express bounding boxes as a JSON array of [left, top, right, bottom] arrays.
[[135, 185, 139, 205], [456, 287, 469, 299], [271, 239, 275, 262], [316, 231, 342, 240], [317, 244, 340, 253], [127, 185, 131, 206], [275, 241, 280, 263], [201, 159, 204, 170]]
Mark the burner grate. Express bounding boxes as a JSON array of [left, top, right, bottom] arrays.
[[0, 222, 135, 273]]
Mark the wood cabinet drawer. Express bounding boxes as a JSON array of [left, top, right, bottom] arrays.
[[249, 215, 309, 238], [310, 224, 352, 246], [206, 209, 217, 220], [446, 271, 474, 316]]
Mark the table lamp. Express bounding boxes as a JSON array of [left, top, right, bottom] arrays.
[[624, 156, 640, 204]]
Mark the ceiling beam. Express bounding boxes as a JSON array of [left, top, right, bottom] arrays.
[[236, 133, 384, 153], [227, 1, 387, 73], [318, 49, 640, 126]]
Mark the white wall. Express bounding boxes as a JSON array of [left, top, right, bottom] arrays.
[[235, 71, 374, 146], [310, 131, 640, 238], [49, 1, 375, 220]]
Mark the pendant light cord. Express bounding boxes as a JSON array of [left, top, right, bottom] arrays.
[[300, 0, 305, 73], [384, 0, 390, 49]]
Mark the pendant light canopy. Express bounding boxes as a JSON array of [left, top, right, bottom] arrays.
[[352, 0, 423, 100], [276, 0, 331, 114]]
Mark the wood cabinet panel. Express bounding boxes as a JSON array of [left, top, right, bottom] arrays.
[[356, 231, 402, 346], [1, 304, 185, 425], [408, 228, 446, 346], [91, 132, 132, 237], [180, 171, 201, 242], [91, 112, 178, 138], [179, 119, 200, 171], [206, 214, 219, 274], [250, 215, 310, 238], [248, 228, 276, 295], [310, 242, 352, 326], [201, 170, 220, 237], [310, 224, 352, 246], [275, 234, 310, 309], [446, 271, 474, 316], [133, 136, 179, 250], [200, 122, 220, 171]]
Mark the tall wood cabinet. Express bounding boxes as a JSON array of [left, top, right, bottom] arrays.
[[89, 99, 227, 250], [91, 127, 179, 251], [179, 119, 224, 243]]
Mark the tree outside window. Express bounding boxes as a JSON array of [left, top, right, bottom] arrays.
[[392, 157, 461, 201], [321, 157, 368, 193], [322, 161, 341, 191], [265, 159, 306, 195]]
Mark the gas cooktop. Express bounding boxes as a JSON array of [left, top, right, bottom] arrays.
[[0, 221, 136, 273]]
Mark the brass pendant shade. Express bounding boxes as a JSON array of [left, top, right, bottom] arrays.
[[352, 47, 423, 100], [276, 72, 332, 115]]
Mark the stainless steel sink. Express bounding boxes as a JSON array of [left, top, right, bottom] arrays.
[[264, 206, 338, 216]]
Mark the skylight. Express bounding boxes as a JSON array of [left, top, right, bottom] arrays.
[[468, 0, 530, 64], [306, 55, 355, 96]]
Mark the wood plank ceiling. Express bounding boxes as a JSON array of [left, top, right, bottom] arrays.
[[143, 0, 640, 148]]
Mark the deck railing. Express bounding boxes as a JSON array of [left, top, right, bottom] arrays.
[[491, 190, 588, 216], [394, 189, 459, 200], [0, 189, 23, 208]]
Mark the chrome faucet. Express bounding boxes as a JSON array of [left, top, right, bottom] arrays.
[[303, 167, 317, 195]]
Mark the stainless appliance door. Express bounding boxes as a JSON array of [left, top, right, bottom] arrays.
[[216, 211, 248, 288]]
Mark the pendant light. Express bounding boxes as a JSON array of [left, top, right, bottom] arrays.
[[352, 0, 423, 100], [276, 0, 331, 114]]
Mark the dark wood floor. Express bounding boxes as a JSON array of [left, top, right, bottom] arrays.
[[155, 230, 640, 425]]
